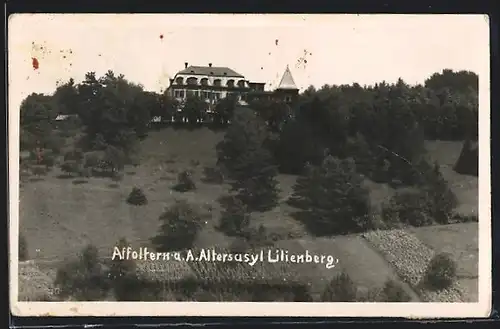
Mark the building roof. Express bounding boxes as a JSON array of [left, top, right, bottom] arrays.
[[277, 65, 298, 90], [177, 66, 245, 78]]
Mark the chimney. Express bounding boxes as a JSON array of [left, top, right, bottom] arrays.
[[209, 63, 212, 67], [184, 62, 188, 69]]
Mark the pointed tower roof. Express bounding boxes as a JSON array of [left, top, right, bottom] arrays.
[[277, 65, 298, 90]]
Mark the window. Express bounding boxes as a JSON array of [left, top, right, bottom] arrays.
[[179, 90, 185, 98], [285, 95, 292, 102], [174, 90, 180, 98], [186, 77, 198, 85], [200, 78, 209, 86], [213, 79, 221, 87], [214, 92, 221, 100], [203, 91, 210, 100]]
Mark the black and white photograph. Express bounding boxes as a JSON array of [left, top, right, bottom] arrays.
[[9, 14, 490, 317]]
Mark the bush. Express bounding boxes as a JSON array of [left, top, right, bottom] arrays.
[[172, 170, 196, 192], [382, 188, 433, 227], [217, 196, 251, 237], [382, 279, 412, 302], [321, 272, 358, 302], [19, 234, 28, 261], [151, 200, 204, 252], [126, 187, 148, 206], [423, 252, 458, 291]]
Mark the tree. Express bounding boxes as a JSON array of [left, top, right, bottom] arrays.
[[424, 252, 458, 291], [213, 94, 238, 127], [151, 200, 204, 252], [217, 107, 280, 211], [172, 170, 196, 192], [52, 78, 79, 115], [288, 156, 372, 236], [126, 187, 148, 206], [54, 244, 110, 301], [382, 279, 412, 302], [217, 196, 251, 237], [20, 93, 57, 152], [321, 272, 358, 302], [232, 146, 280, 212], [60, 149, 84, 177], [183, 95, 207, 126]]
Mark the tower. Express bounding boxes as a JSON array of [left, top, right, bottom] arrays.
[[275, 65, 299, 103]]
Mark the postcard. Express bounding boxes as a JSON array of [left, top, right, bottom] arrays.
[[9, 13, 491, 317]]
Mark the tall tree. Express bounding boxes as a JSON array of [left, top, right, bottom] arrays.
[[288, 156, 372, 236]]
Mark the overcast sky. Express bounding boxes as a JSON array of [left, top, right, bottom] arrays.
[[9, 14, 489, 112]]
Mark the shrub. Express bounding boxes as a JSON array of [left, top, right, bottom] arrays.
[[151, 200, 204, 252], [382, 188, 433, 227], [126, 187, 148, 206], [19, 234, 28, 261], [172, 170, 196, 192], [424, 252, 458, 291], [321, 272, 358, 302], [382, 279, 412, 302], [217, 196, 251, 237]]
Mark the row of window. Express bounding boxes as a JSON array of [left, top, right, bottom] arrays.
[[176, 77, 246, 88], [172, 89, 293, 103], [174, 90, 232, 100]]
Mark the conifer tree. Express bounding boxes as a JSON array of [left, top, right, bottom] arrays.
[[288, 156, 371, 236], [217, 107, 280, 212]]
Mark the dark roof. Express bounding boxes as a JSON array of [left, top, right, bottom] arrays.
[[177, 66, 245, 78]]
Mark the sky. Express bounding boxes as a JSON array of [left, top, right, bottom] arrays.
[[8, 14, 489, 112]]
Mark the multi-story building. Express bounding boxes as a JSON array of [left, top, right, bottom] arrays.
[[167, 63, 299, 108]]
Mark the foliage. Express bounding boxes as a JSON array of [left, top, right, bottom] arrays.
[[217, 196, 251, 237], [54, 244, 111, 301], [382, 279, 412, 302], [382, 159, 457, 227], [288, 156, 372, 236], [172, 170, 196, 192], [151, 200, 204, 252], [321, 272, 358, 302], [183, 95, 208, 125], [213, 94, 238, 127], [126, 187, 148, 206], [217, 107, 280, 211], [424, 252, 458, 291]]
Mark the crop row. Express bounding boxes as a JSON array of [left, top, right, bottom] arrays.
[[363, 229, 465, 302]]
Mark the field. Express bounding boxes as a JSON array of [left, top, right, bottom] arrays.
[[17, 128, 479, 301]]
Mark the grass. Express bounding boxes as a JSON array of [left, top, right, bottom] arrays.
[[17, 128, 479, 302]]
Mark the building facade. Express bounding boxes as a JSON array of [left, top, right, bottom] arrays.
[[166, 63, 299, 108]]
